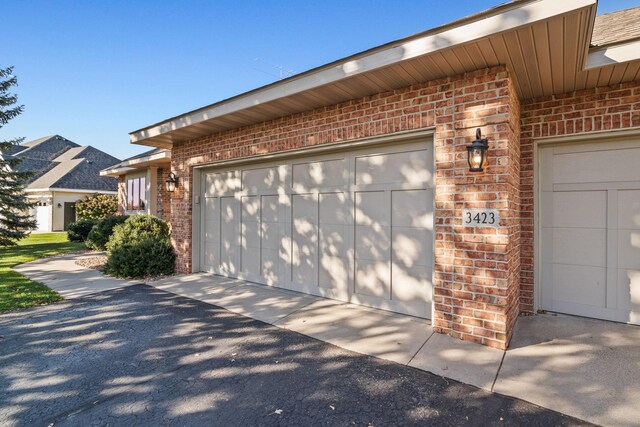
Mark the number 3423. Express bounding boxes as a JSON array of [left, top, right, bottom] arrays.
[[462, 209, 498, 226]]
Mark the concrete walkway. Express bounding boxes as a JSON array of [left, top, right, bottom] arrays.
[[13, 253, 138, 299], [13, 254, 640, 426]]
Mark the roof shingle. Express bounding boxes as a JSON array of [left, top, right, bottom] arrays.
[[591, 6, 640, 47]]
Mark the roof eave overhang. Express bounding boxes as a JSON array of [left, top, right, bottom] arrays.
[[26, 188, 118, 194], [100, 150, 172, 177], [130, 0, 599, 149]]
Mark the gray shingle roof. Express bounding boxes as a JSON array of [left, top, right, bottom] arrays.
[[591, 6, 640, 47], [9, 135, 121, 192]]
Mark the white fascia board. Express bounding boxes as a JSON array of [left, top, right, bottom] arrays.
[[99, 150, 171, 176], [586, 39, 640, 69], [100, 167, 137, 177], [130, 0, 596, 144], [26, 188, 118, 195]]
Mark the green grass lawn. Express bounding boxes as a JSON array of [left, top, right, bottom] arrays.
[[0, 232, 85, 313]]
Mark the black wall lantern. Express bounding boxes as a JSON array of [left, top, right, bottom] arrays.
[[467, 128, 489, 172], [165, 172, 179, 192]]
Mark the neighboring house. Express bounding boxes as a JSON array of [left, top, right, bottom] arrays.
[[99, 148, 171, 220], [123, 1, 640, 350], [6, 135, 120, 231]]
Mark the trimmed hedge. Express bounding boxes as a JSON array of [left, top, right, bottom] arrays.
[[85, 215, 129, 250], [105, 215, 175, 279], [67, 219, 98, 242], [106, 236, 175, 278]]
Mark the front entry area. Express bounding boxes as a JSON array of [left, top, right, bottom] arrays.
[[539, 137, 640, 324], [199, 139, 434, 318]]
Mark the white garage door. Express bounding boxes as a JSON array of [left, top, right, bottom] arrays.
[[540, 138, 640, 324], [35, 204, 51, 232], [200, 140, 434, 318]]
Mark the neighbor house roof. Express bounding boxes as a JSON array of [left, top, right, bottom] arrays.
[[591, 7, 640, 46], [129, 0, 640, 149], [100, 148, 171, 177], [9, 135, 121, 192]]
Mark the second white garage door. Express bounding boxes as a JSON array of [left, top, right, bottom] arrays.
[[540, 137, 640, 324], [200, 140, 434, 318]]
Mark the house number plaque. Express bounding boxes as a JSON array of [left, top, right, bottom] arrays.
[[462, 209, 500, 227]]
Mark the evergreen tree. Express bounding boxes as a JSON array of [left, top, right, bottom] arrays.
[[0, 66, 35, 246]]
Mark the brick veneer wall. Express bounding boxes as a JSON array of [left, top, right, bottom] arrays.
[[519, 81, 640, 313], [170, 65, 520, 349], [156, 167, 171, 222]]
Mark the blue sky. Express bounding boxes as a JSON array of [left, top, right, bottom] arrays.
[[1, 0, 637, 159]]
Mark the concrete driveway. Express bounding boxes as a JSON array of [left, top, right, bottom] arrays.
[[0, 285, 589, 426]]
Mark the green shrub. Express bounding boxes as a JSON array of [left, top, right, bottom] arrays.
[[76, 193, 118, 220], [105, 214, 174, 279], [106, 215, 170, 250], [67, 219, 98, 242], [105, 236, 175, 278], [85, 215, 129, 250]]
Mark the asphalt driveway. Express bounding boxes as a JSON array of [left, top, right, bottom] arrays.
[[0, 285, 590, 426]]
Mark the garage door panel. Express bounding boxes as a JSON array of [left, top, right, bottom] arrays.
[[292, 193, 318, 221], [203, 198, 218, 241], [320, 224, 348, 256], [292, 252, 317, 285], [241, 246, 261, 279], [292, 158, 347, 192], [617, 230, 640, 269], [243, 166, 281, 194], [542, 191, 607, 228], [220, 248, 240, 276], [553, 147, 640, 184], [220, 197, 240, 276], [241, 218, 260, 246], [355, 149, 433, 186], [319, 255, 349, 294], [262, 248, 281, 285], [202, 242, 217, 272], [319, 192, 349, 225], [355, 191, 388, 225], [261, 222, 281, 250], [355, 225, 390, 262], [292, 194, 318, 288], [546, 228, 607, 267], [392, 189, 433, 228], [392, 264, 431, 301], [392, 227, 431, 268], [355, 260, 390, 298], [206, 171, 240, 196], [548, 264, 607, 307], [261, 194, 280, 222], [618, 190, 640, 229], [617, 270, 640, 314]]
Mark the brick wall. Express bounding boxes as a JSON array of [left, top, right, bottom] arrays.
[[171, 65, 520, 349], [430, 68, 521, 349], [156, 167, 171, 222], [519, 81, 640, 313]]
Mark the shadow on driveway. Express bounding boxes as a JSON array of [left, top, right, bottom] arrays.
[[0, 285, 591, 426]]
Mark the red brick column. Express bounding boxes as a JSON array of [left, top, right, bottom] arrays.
[[156, 168, 172, 222], [432, 68, 521, 349]]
